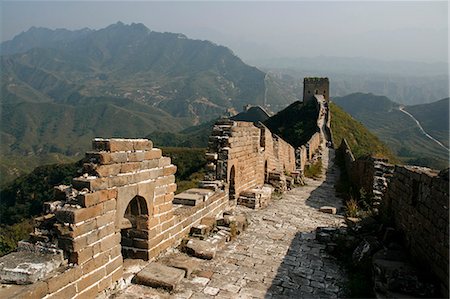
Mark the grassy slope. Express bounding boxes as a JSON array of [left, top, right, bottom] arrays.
[[334, 94, 448, 169], [330, 102, 397, 161]]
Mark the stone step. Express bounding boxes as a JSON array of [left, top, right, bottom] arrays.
[[183, 239, 217, 260], [173, 192, 204, 206], [164, 255, 200, 278], [134, 262, 185, 291]]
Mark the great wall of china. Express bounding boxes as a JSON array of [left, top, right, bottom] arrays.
[[0, 77, 448, 298]]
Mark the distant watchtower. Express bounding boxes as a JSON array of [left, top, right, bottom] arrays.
[[303, 77, 329, 103]]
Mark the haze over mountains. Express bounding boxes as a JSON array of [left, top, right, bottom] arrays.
[[333, 93, 449, 169], [1, 22, 448, 184]]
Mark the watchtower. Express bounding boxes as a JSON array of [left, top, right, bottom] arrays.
[[303, 77, 329, 103]]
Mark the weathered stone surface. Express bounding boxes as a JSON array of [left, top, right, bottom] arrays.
[[134, 262, 184, 291], [164, 255, 199, 278], [184, 188, 214, 201], [183, 239, 217, 260], [173, 193, 203, 206], [0, 252, 63, 284]]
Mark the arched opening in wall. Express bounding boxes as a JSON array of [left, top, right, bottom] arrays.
[[229, 166, 236, 201], [315, 89, 319, 94], [120, 195, 150, 260], [264, 160, 268, 183]]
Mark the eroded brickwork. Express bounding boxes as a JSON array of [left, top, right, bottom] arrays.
[[384, 165, 449, 295], [205, 120, 296, 199]]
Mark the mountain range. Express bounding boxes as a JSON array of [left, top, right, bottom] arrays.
[[1, 22, 298, 183], [333, 93, 449, 169]]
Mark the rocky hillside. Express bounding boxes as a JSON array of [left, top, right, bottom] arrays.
[[0, 22, 282, 183]]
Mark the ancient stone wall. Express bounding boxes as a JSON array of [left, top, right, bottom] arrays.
[[340, 138, 449, 295], [0, 138, 229, 299], [384, 165, 449, 295], [303, 77, 329, 103], [205, 119, 295, 199], [306, 132, 322, 161]]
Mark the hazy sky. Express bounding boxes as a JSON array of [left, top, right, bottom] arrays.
[[1, 1, 448, 63]]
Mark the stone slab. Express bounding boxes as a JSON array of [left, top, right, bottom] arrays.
[[183, 239, 217, 260], [184, 188, 214, 201], [319, 206, 337, 214], [0, 251, 64, 284], [165, 255, 199, 278], [134, 262, 184, 291], [173, 193, 204, 206]]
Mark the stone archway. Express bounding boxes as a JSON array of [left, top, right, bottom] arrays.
[[120, 195, 150, 260], [229, 165, 236, 201], [264, 160, 268, 183]]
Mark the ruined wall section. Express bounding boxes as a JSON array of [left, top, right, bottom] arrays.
[[0, 138, 230, 299], [306, 132, 322, 161], [339, 138, 449, 295], [206, 120, 295, 199], [384, 166, 449, 295]]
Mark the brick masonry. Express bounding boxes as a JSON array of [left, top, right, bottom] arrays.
[[205, 120, 296, 200], [340, 138, 449, 296], [0, 138, 229, 299]]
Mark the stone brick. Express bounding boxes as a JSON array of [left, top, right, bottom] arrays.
[[133, 139, 153, 151], [158, 157, 171, 167], [74, 284, 99, 299], [97, 273, 112, 293], [121, 162, 141, 173], [127, 151, 147, 162], [75, 204, 104, 224], [163, 165, 177, 176], [100, 233, 120, 252], [68, 219, 97, 238], [73, 177, 109, 192], [137, 181, 155, 199], [69, 245, 93, 264], [92, 164, 122, 177], [111, 266, 123, 283], [156, 202, 173, 214], [77, 266, 105, 292], [96, 211, 115, 228], [145, 148, 162, 160], [46, 283, 77, 299], [103, 198, 117, 213], [167, 183, 177, 193], [106, 256, 123, 275], [108, 139, 134, 152]]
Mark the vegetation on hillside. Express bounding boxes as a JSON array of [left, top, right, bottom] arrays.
[[330, 102, 397, 161], [334, 94, 448, 169], [264, 100, 319, 147], [405, 98, 449, 148], [0, 146, 207, 256]]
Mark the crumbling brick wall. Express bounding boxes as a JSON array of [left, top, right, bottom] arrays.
[[384, 166, 449, 295], [0, 138, 229, 299], [205, 119, 295, 199]]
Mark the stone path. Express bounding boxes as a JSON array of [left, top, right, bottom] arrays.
[[112, 148, 347, 299]]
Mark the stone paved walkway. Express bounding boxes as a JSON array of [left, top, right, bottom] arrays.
[[113, 148, 347, 299]]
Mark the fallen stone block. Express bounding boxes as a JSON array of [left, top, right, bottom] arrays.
[[173, 193, 204, 206], [190, 224, 212, 239], [319, 206, 337, 214], [183, 239, 217, 260], [134, 262, 185, 291], [165, 255, 199, 278], [0, 251, 64, 284]]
